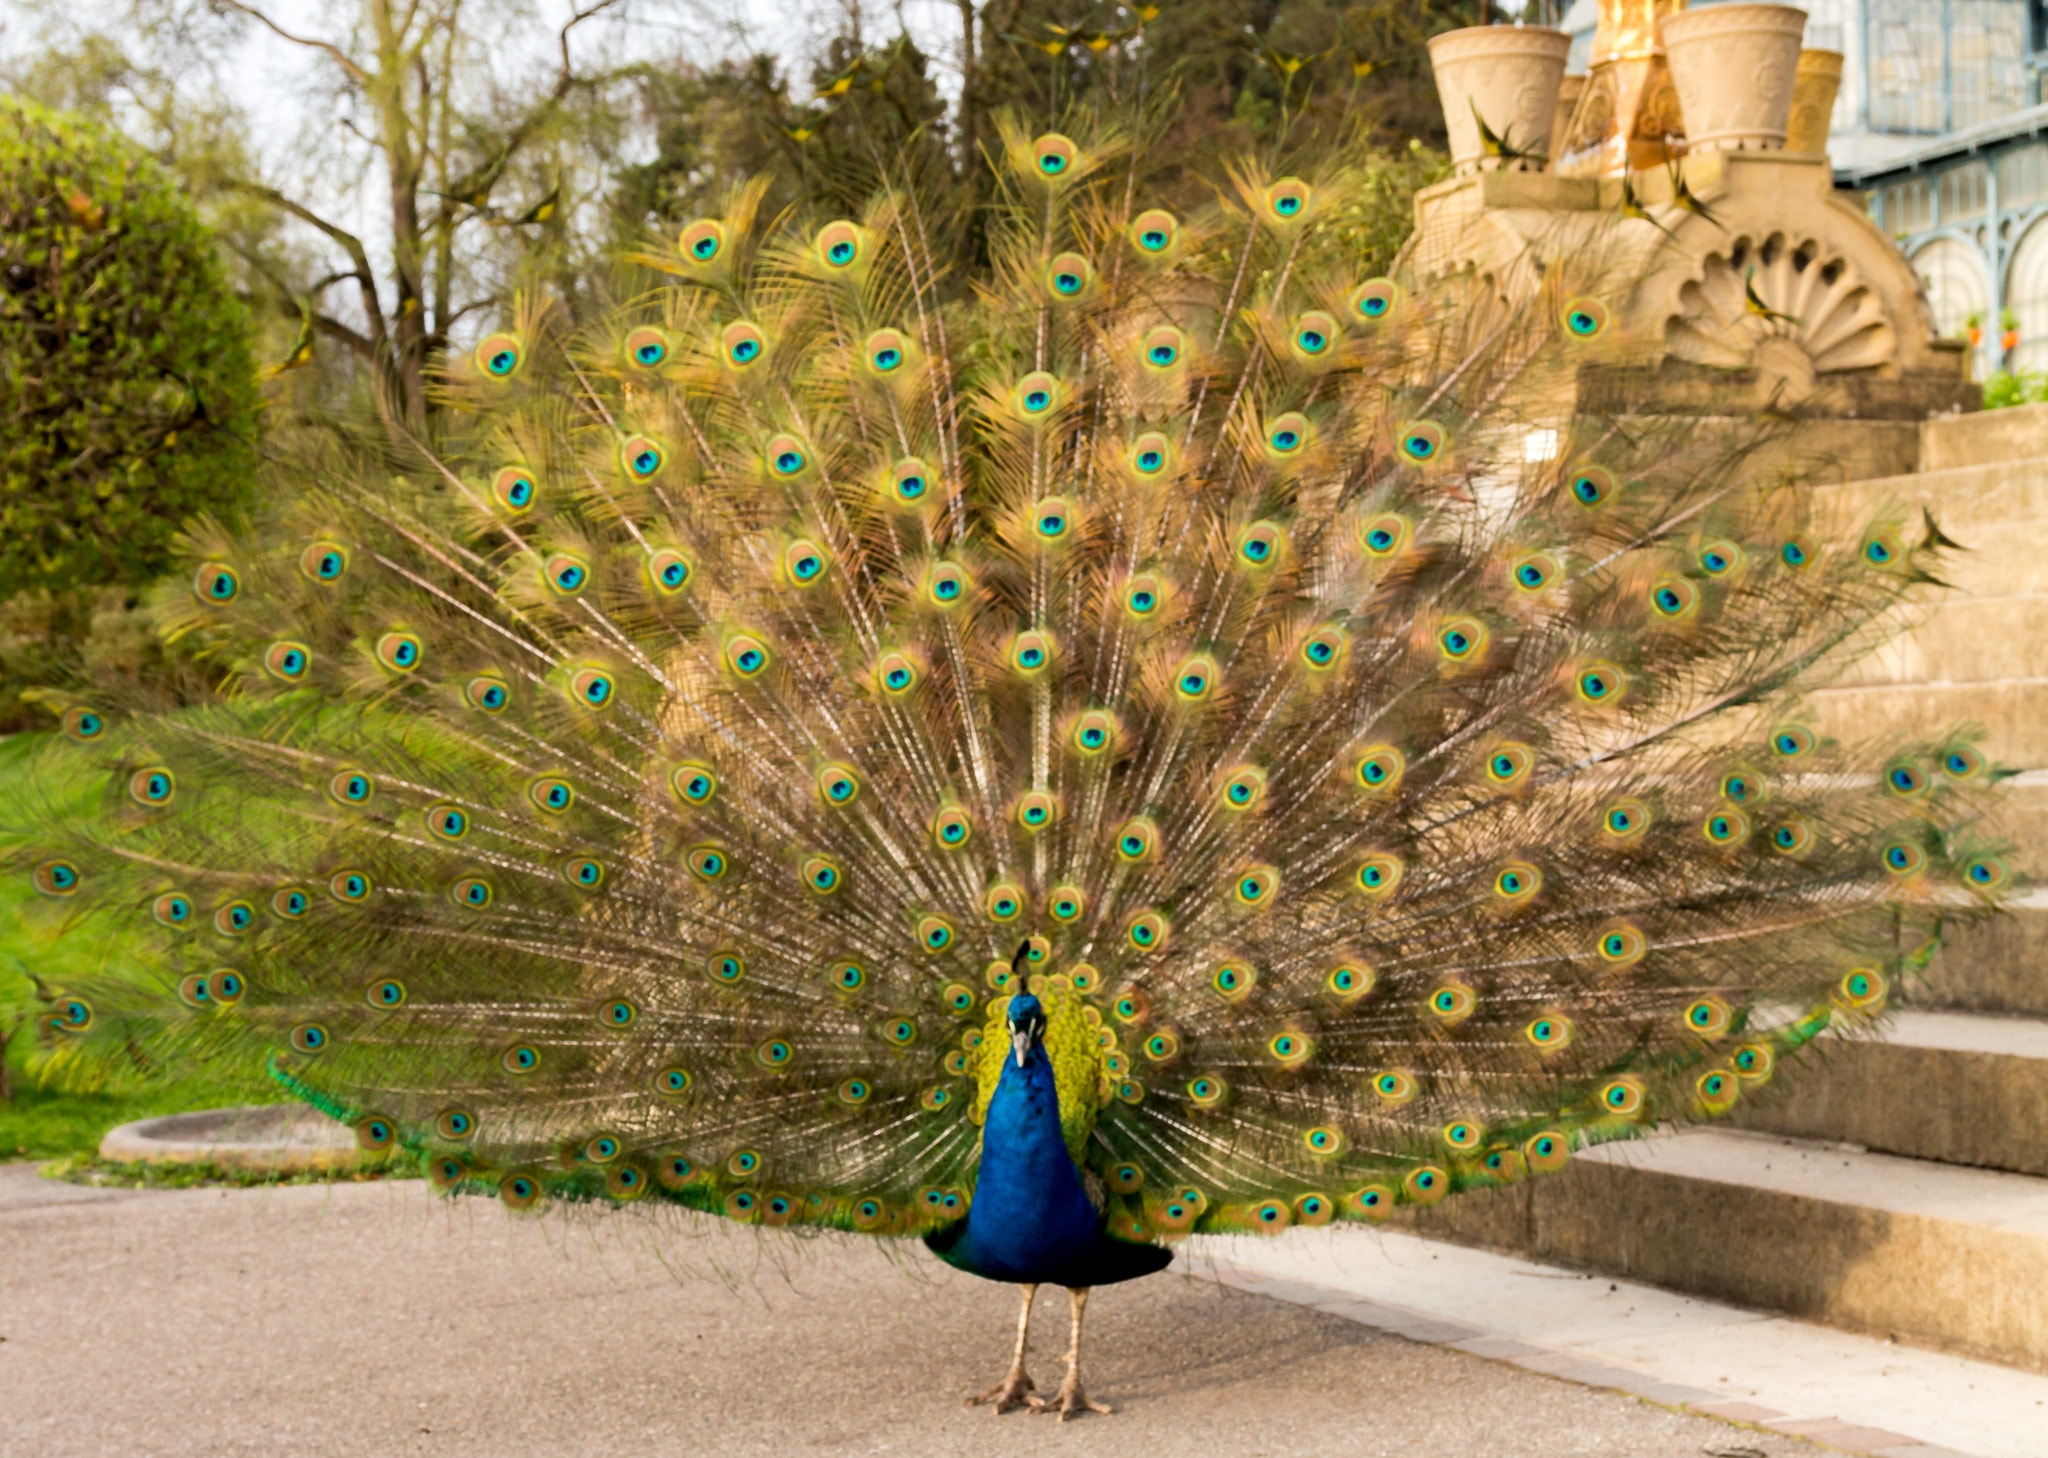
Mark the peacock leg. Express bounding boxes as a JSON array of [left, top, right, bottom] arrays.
[[966, 1282, 1038, 1413], [1030, 1285, 1113, 1420]]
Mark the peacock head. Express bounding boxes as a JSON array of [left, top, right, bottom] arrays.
[[1007, 993, 1047, 1068]]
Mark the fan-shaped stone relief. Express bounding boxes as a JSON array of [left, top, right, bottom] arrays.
[[1666, 232, 1895, 406]]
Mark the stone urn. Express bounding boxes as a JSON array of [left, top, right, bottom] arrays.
[[1786, 48, 1844, 155], [1428, 25, 1574, 174], [1550, 73, 1588, 168], [1658, 4, 1808, 151]]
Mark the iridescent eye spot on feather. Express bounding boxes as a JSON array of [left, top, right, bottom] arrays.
[[1268, 1031, 1312, 1067], [1349, 277, 1401, 320], [931, 805, 972, 849], [1237, 521, 1284, 569], [1014, 791, 1056, 831], [672, 764, 717, 804], [622, 435, 666, 480], [1397, 420, 1445, 464], [1483, 1149, 1528, 1183], [289, 1022, 330, 1054], [1139, 325, 1185, 370], [1574, 661, 1625, 705], [209, 971, 244, 1005], [1292, 310, 1338, 358], [875, 650, 919, 695], [944, 982, 977, 1014], [680, 218, 726, 263], [1233, 865, 1278, 906], [1017, 372, 1061, 417], [836, 1076, 872, 1107], [720, 320, 766, 369], [262, 640, 310, 681], [562, 858, 605, 890], [921, 1086, 953, 1112], [1371, 1069, 1418, 1106], [1698, 539, 1744, 577], [475, 332, 522, 377], [1266, 411, 1311, 456], [726, 634, 771, 679], [1437, 616, 1487, 662], [1484, 742, 1533, 788], [1720, 771, 1761, 805], [1493, 861, 1541, 904], [984, 884, 1023, 921], [765, 434, 809, 477], [707, 951, 745, 985], [366, 978, 407, 1010], [1218, 765, 1267, 812], [192, 562, 239, 605], [272, 886, 309, 919], [1360, 512, 1410, 557], [128, 767, 175, 807], [1128, 432, 1172, 477], [1009, 630, 1054, 675], [1525, 1015, 1573, 1051], [1940, 744, 1986, 779], [1603, 797, 1650, 840], [829, 959, 868, 993], [891, 457, 933, 506], [1882, 841, 1927, 877], [1047, 886, 1085, 923], [1650, 575, 1698, 620], [1346, 1184, 1397, 1221], [1352, 745, 1403, 795], [1442, 1120, 1484, 1153], [1567, 464, 1617, 507], [1525, 1131, 1570, 1173], [1031, 133, 1078, 177], [1131, 207, 1179, 254], [1356, 851, 1403, 897], [1885, 761, 1929, 797], [213, 900, 253, 936], [782, 539, 829, 587], [1184, 1074, 1226, 1109], [1771, 819, 1815, 856], [643, 546, 692, 595], [1300, 624, 1347, 671], [865, 328, 909, 375], [543, 551, 590, 597], [1771, 725, 1816, 758], [654, 1066, 692, 1097], [451, 877, 493, 908], [33, 859, 80, 898], [154, 892, 193, 927], [568, 667, 615, 709], [880, 1016, 918, 1047], [1562, 297, 1610, 338], [599, 1000, 638, 1030], [1030, 496, 1073, 541], [355, 1117, 396, 1152], [815, 219, 860, 268], [1124, 572, 1165, 619], [1126, 910, 1167, 951], [1512, 552, 1560, 592], [1696, 1070, 1739, 1115], [1837, 968, 1889, 1012], [1702, 808, 1750, 846], [624, 326, 668, 368], [300, 540, 349, 582], [62, 705, 107, 742], [1599, 1076, 1646, 1117], [816, 763, 860, 806], [328, 769, 373, 806], [1047, 251, 1092, 297], [1115, 817, 1158, 862], [923, 561, 970, 609], [1112, 989, 1149, 1024], [1264, 177, 1310, 221], [802, 856, 842, 894], [1174, 654, 1218, 702], [1862, 527, 1905, 568], [1686, 996, 1733, 1037], [1072, 709, 1117, 756], [1597, 923, 1646, 967], [1965, 855, 2011, 890], [916, 914, 955, 953], [1142, 1028, 1182, 1061], [465, 674, 509, 713], [1428, 983, 1476, 1024], [375, 631, 422, 674], [500, 1173, 543, 1210], [685, 845, 728, 881]]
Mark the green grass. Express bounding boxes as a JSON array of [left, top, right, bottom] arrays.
[[0, 1061, 266, 1161]]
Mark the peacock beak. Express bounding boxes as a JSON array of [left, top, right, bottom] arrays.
[[1011, 1026, 1032, 1068]]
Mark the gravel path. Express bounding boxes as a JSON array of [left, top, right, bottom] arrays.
[[0, 1164, 1820, 1457]]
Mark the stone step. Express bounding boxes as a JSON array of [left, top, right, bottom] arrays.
[[1733, 1010, 2048, 1176], [1922, 895, 2048, 1018], [1922, 401, 2048, 472], [1814, 456, 2048, 535], [1395, 1127, 2048, 1375], [1806, 679, 2048, 765], [1834, 596, 2048, 688]]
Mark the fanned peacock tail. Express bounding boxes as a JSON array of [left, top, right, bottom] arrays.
[[10, 115, 2015, 1240]]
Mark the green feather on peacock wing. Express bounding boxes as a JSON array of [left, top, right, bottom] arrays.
[[8, 115, 2015, 1242]]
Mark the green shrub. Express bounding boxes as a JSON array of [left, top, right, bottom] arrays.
[[1981, 369, 2048, 410], [0, 96, 260, 597]]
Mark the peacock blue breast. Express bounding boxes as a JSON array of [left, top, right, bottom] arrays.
[[927, 1004, 1170, 1288]]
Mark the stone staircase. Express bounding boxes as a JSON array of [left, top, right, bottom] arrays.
[[1400, 405, 2048, 1377]]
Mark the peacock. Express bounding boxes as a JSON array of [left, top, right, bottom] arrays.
[[10, 114, 2015, 1419]]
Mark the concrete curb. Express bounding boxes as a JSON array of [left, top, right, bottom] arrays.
[[97, 1104, 360, 1172]]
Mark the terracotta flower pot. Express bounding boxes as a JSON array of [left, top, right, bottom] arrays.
[[1657, 4, 1808, 152], [2003, 329, 2021, 351], [1428, 25, 1574, 175], [1786, 49, 1844, 155]]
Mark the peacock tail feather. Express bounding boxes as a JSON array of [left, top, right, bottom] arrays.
[[10, 116, 2014, 1242]]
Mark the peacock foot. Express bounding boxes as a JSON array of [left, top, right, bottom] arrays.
[[966, 1365, 1037, 1414], [1028, 1374, 1111, 1421]]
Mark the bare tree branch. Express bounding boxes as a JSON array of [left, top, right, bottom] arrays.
[[210, 0, 370, 84], [223, 179, 388, 353]]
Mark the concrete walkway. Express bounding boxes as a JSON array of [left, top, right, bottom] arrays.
[[1, 1163, 1825, 1458]]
